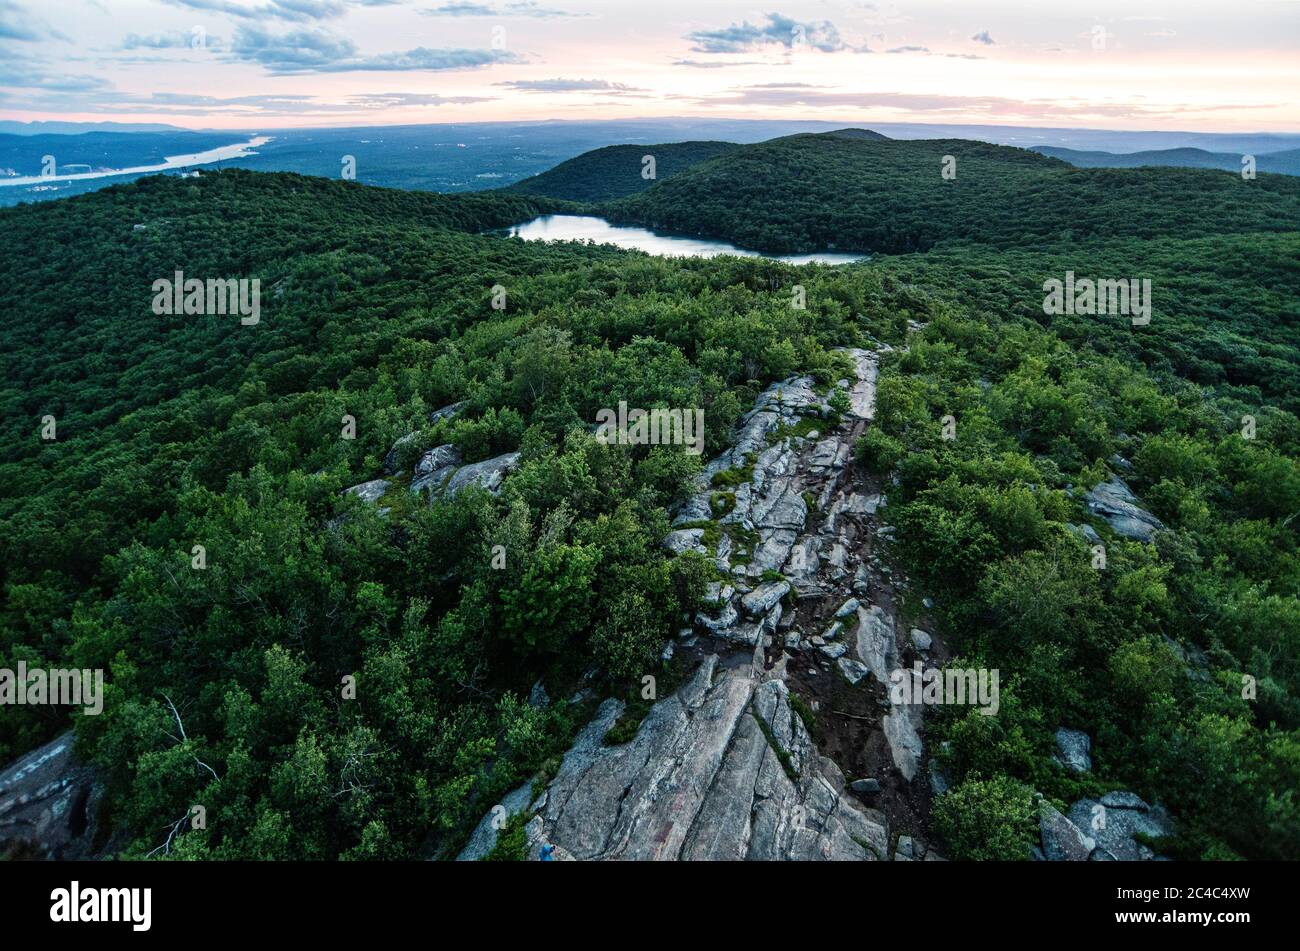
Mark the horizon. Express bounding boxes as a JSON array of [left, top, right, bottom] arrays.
[[8, 115, 1300, 138], [2, 1, 1298, 133]]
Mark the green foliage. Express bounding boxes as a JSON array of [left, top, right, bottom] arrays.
[[933, 774, 1039, 861], [2, 133, 1297, 862], [505, 141, 738, 203], [610, 132, 1300, 255]]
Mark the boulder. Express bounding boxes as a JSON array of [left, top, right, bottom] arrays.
[[1085, 477, 1163, 542], [741, 580, 789, 618], [854, 604, 896, 683], [837, 658, 870, 685], [409, 444, 463, 495], [1067, 795, 1172, 861], [1039, 803, 1093, 861], [444, 451, 521, 497], [343, 479, 390, 504], [663, 528, 707, 556], [429, 400, 467, 424], [382, 432, 418, 474], [1055, 728, 1092, 773], [910, 628, 932, 652]]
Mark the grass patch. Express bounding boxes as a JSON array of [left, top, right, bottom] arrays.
[[711, 463, 752, 488], [789, 692, 821, 743], [771, 415, 827, 444]]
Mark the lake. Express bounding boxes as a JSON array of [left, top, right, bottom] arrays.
[[505, 215, 866, 265]]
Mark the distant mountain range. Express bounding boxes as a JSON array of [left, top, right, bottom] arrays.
[[1034, 146, 1300, 176], [0, 121, 201, 135], [2, 118, 1297, 209]]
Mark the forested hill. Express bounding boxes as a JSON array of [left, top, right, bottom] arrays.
[[1036, 145, 1300, 177], [598, 131, 1300, 254], [503, 140, 739, 202], [1, 152, 1298, 863]]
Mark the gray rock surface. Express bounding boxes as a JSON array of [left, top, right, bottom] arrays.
[[529, 656, 888, 861], [383, 432, 418, 475], [0, 733, 105, 860], [1055, 727, 1093, 773], [1040, 803, 1094, 861], [1085, 477, 1163, 542], [344, 478, 390, 504], [741, 581, 789, 618], [663, 528, 707, 555], [444, 451, 521, 497], [1065, 794, 1173, 861], [429, 400, 467, 424], [455, 781, 534, 861]]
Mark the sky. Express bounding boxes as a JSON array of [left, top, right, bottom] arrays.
[[1, 0, 1297, 131]]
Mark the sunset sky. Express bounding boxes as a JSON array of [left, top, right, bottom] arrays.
[[1, 0, 1297, 131]]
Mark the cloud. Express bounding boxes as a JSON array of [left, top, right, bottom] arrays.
[[160, 0, 351, 23], [419, 1, 588, 17], [886, 45, 928, 53], [3, 85, 493, 118], [0, 59, 112, 92], [689, 85, 1275, 122], [671, 58, 770, 68], [0, 0, 69, 42], [970, 30, 995, 45], [496, 77, 646, 94], [420, 1, 494, 12], [227, 24, 522, 72], [121, 31, 225, 50], [347, 91, 492, 107], [686, 12, 866, 54]]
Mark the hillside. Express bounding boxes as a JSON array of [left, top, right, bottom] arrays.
[[1036, 145, 1300, 177], [503, 140, 739, 202], [606, 131, 1300, 253], [1, 152, 1298, 864]]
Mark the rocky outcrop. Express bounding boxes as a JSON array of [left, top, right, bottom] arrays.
[[0, 732, 106, 860], [462, 346, 944, 861], [346, 448, 520, 508], [343, 478, 390, 504], [409, 444, 462, 495], [527, 656, 888, 861], [1085, 477, 1163, 542], [1036, 792, 1173, 861], [444, 452, 521, 496], [382, 401, 467, 475]]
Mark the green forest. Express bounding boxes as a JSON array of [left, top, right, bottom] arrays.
[[1, 128, 1298, 861]]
